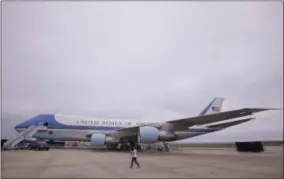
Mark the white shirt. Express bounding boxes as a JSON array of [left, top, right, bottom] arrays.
[[132, 149, 137, 158]]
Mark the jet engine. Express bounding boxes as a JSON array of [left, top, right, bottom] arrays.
[[138, 126, 176, 144], [90, 133, 119, 146]]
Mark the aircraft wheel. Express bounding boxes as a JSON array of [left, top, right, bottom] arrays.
[[136, 144, 142, 151], [124, 145, 129, 151], [157, 147, 164, 151], [120, 145, 125, 151]]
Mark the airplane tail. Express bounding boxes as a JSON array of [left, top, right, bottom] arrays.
[[198, 97, 225, 116]]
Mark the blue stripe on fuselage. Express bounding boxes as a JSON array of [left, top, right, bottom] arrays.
[[15, 114, 123, 131]]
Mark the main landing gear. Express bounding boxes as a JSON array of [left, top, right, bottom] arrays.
[[116, 139, 142, 151], [162, 141, 170, 152], [153, 142, 171, 152]]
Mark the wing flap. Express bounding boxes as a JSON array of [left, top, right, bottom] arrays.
[[206, 117, 254, 129]]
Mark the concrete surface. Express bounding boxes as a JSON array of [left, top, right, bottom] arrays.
[[1, 146, 283, 178]]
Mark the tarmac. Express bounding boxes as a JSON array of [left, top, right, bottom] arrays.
[[1, 146, 283, 178]]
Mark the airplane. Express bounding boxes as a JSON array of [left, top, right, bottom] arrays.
[[14, 97, 278, 151]]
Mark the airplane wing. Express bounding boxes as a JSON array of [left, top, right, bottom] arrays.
[[166, 108, 276, 131], [106, 108, 277, 138], [205, 117, 254, 129]]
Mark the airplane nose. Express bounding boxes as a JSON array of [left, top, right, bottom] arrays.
[[14, 125, 20, 132], [14, 123, 23, 132]]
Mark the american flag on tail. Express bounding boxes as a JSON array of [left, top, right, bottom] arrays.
[[211, 106, 220, 112]]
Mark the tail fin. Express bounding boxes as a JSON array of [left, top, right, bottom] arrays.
[[198, 97, 225, 116]]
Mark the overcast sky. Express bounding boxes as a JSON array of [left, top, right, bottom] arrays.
[[1, 1, 283, 142]]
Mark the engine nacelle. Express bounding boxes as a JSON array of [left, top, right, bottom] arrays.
[[138, 126, 159, 144], [138, 126, 176, 144], [158, 130, 176, 141], [90, 133, 119, 146]]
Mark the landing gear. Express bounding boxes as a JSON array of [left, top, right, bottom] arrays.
[[146, 145, 152, 150], [116, 140, 142, 151], [157, 142, 170, 152], [153, 142, 170, 152], [157, 147, 164, 151], [162, 141, 170, 152], [120, 144, 131, 151], [46, 140, 54, 144], [136, 144, 142, 151], [116, 140, 131, 151], [129, 142, 142, 151]]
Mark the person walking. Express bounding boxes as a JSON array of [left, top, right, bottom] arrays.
[[129, 146, 140, 169]]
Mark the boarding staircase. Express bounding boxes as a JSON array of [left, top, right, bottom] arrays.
[[2, 125, 48, 150]]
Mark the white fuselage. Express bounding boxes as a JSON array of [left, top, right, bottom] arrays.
[[15, 113, 217, 142]]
